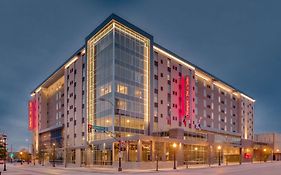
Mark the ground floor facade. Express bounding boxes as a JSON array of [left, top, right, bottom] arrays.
[[37, 132, 275, 169]]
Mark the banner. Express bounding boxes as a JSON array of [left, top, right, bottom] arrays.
[[28, 100, 37, 131]]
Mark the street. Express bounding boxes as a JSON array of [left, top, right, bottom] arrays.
[[1, 162, 281, 175]]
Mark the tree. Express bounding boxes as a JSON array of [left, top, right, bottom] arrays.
[[0, 144, 7, 160]]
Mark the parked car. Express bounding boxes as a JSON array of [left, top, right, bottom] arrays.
[[0, 160, 4, 164]]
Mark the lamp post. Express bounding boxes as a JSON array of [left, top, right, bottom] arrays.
[[217, 145, 222, 166], [52, 143, 56, 167], [20, 152, 23, 165], [3, 148, 7, 171], [277, 149, 280, 161], [42, 149, 45, 166], [156, 142, 159, 171], [263, 148, 267, 162], [98, 97, 122, 171], [173, 143, 177, 170]]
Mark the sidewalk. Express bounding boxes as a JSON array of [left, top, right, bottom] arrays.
[[9, 161, 279, 174]]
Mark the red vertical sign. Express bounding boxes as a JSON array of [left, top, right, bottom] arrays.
[[28, 100, 37, 131], [179, 77, 185, 118], [185, 76, 190, 120]]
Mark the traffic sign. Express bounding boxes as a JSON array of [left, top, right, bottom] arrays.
[[93, 125, 108, 132]]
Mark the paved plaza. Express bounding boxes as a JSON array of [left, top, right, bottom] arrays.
[[1, 162, 281, 175]]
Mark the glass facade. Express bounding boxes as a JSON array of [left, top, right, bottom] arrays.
[[93, 31, 114, 140], [114, 28, 148, 137], [88, 22, 150, 141]]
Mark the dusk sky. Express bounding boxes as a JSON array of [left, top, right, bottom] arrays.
[[1, 0, 281, 151]]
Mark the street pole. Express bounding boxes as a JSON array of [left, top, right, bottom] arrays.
[[218, 151, 220, 166], [173, 143, 177, 169], [156, 154, 159, 171], [42, 151, 45, 166], [3, 160, 6, 171], [99, 98, 122, 171], [217, 145, 221, 166], [20, 152, 23, 165], [53, 143, 56, 167], [3, 143, 7, 171]]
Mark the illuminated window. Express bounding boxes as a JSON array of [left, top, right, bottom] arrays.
[[135, 88, 142, 98], [167, 59, 171, 67], [117, 84, 128, 94], [116, 99, 127, 110], [100, 83, 112, 96]]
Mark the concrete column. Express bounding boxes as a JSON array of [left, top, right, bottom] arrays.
[[177, 143, 184, 165], [125, 141, 129, 161], [162, 142, 167, 161], [239, 147, 242, 164], [76, 149, 81, 167], [86, 147, 93, 166], [112, 142, 115, 162], [137, 140, 142, 162], [151, 141, 155, 161]]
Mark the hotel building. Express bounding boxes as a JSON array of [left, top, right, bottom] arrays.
[[29, 14, 257, 168]]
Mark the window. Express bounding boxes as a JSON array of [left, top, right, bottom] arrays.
[[116, 99, 127, 110], [99, 83, 112, 96], [135, 88, 142, 98], [117, 84, 128, 94], [167, 59, 171, 67], [154, 61, 158, 66], [154, 75, 158, 80], [135, 72, 142, 83]]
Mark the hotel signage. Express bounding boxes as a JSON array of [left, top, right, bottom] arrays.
[[28, 100, 37, 131]]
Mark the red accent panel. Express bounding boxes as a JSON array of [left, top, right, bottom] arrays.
[[28, 100, 37, 131], [185, 76, 190, 120], [179, 77, 185, 119]]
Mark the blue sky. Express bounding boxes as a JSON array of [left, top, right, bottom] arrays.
[[1, 0, 281, 151]]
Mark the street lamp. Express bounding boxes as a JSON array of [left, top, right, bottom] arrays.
[[263, 148, 267, 162], [194, 147, 198, 164], [217, 145, 222, 166], [98, 97, 122, 172], [20, 152, 23, 165], [52, 143, 56, 167], [173, 143, 177, 170], [277, 149, 280, 161], [3, 147, 7, 171]]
